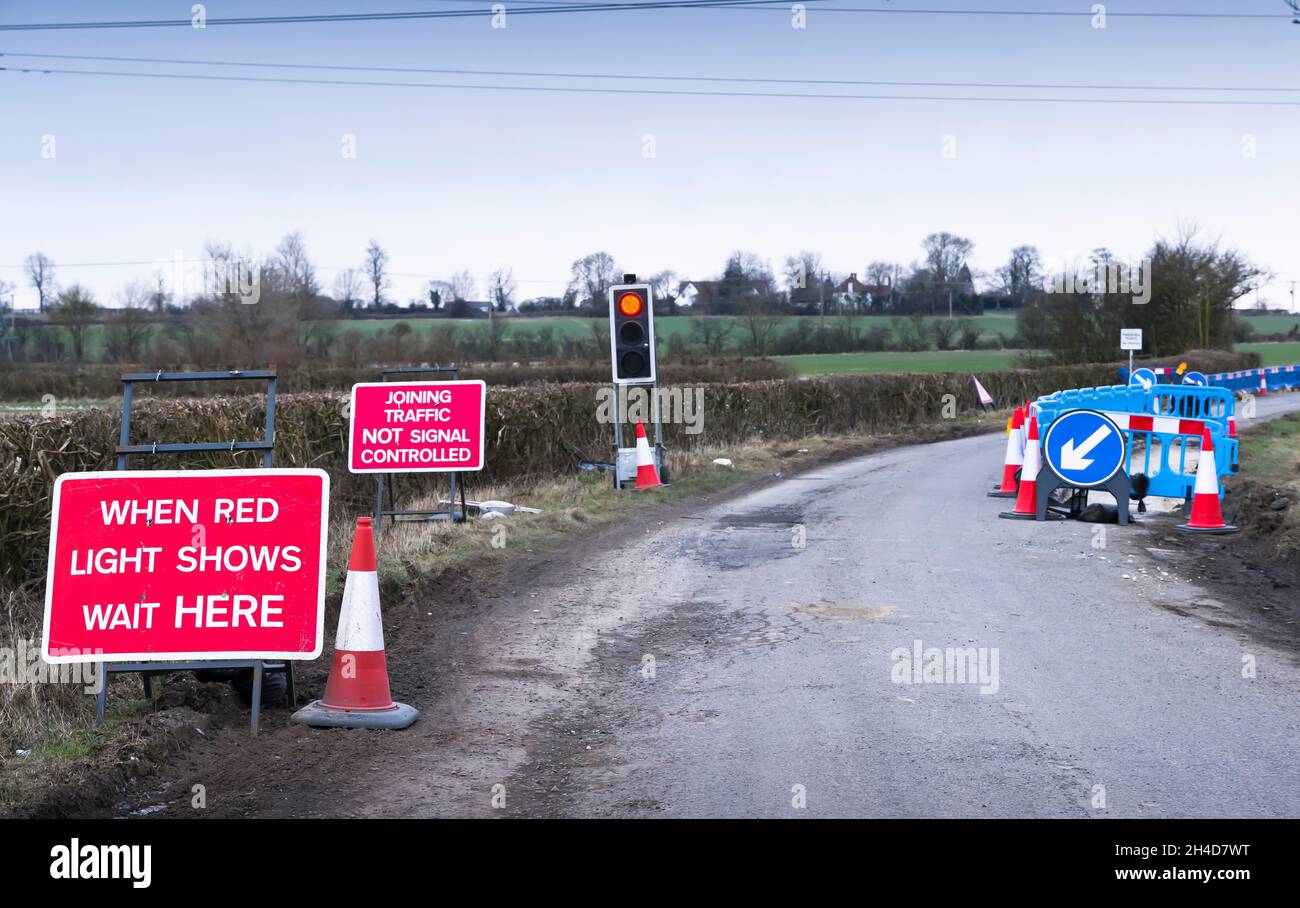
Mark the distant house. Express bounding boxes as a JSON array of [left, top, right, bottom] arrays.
[[676, 279, 766, 312], [445, 299, 494, 318], [833, 273, 893, 308]]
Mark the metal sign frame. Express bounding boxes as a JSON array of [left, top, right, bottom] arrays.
[[371, 365, 468, 529], [101, 368, 291, 733]]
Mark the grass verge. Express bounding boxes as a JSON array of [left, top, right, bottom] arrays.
[[1224, 412, 1300, 556]]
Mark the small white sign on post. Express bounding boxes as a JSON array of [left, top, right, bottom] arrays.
[[1120, 328, 1143, 351]]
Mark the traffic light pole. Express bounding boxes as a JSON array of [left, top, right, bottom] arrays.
[[610, 380, 666, 490], [608, 275, 665, 489]]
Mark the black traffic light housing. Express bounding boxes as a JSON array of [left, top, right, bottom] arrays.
[[608, 281, 656, 385]]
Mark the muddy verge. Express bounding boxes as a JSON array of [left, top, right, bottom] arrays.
[[1142, 479, 1300, 658]]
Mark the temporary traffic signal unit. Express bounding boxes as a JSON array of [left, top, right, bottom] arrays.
[[606, 276, 668, 490], [609, 281, 656, 385]]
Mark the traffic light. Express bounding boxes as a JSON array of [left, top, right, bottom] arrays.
[[608, 281, 656, 384]]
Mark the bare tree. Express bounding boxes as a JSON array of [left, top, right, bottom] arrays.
[[567, 252, 619, 307], [274, 231, 319, 304], [364, 240, 389, 308], [996, 245, 1043, 307], [24, 253, 55, 313], [922, 232, 975, 286], [782, 251, 822, 294], [486, 267, 516, 312], [690, 317, 735, 356], [333, 268, 363, 310], [920, 232, 975, 314], [49, 284, 98, 362], [738, 296, 782, 355], [0, 279, 16, 362], [648, 270, 679, 307], [424, 279, 452, 311], [149, 270, 171, 313], [203, 241, 240, 302], [448, 269, 476, 302], [865, 260, 896, 287], [103, 280, 155, 363]]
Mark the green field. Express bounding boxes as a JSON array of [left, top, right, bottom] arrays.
[[774, 349, 1022, 376], [1234, 314, 1300, 337], [22, 312, 1021, 361], [1239, 342, 1300, 367]]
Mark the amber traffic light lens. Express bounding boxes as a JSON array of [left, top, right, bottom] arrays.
[[618, 292, 643, 317]]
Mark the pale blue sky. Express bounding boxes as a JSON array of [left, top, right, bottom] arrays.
[[1, 0, 1297, 310]]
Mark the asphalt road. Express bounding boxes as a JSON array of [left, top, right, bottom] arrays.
[[499, 393, 1300, 818]]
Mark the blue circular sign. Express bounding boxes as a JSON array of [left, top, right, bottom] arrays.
[[1128, 367, 1156, 389], [1182, 371, 1207, 386], [1042, 410, 1127, 489]]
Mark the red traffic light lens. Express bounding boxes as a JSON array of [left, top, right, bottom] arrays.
[[618, 292, 644, 317]]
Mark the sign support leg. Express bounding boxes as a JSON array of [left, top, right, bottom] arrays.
[[612, 382, 623, 490], [250, 663, 264, 735], [95, 662, 108, 726]]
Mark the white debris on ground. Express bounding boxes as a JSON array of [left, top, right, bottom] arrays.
[[712, 458, 734, 468]]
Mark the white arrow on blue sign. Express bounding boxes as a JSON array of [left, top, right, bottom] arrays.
[[1041, 410, 1127, 488], [1182, 371, 1207, 386], [1128, 367, 1156, 389]]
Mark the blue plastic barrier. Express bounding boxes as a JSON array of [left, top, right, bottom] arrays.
[[1033, 384, 1236, 502], [1209, 364, 1300, 394]]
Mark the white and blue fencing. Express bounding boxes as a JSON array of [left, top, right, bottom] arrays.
[[1208, 364, 1300, 394], [1033, 383, 1236, 502]]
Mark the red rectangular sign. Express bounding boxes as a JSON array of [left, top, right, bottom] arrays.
[[42, 469, 329, 664], [348, 380, 486, 473]]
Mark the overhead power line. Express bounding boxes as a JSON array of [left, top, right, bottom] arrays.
[[3, 51, 1296, 94], [0, 1, 798, 30], [5, 65, 1300, 106], [0, 2, 1292, 29]]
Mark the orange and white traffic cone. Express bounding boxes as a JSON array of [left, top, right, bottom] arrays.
[[1000, 416, 1044, 520], [633, 421, 662, 490], [291, 517, 419, 729], [988, 407, 1025, 498], [1259, 371, 1268, 396], [1176, 430, 1238, 535]]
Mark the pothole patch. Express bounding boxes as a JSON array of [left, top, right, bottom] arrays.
[[793, 603, 893, 621]]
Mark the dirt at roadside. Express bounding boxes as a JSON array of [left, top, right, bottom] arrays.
[[4, 418, 996, 819], [1139, 473, 1300, 660]]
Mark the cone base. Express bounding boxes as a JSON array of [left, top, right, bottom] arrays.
[[1176, 523, 1239, 535], [987, 489, 1016, 498], [999, 510, 1066, 521], [291, 699, 419, 730]]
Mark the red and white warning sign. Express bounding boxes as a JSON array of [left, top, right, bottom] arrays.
[[348, 380, 486, 473], [42, 469, 329, 664]]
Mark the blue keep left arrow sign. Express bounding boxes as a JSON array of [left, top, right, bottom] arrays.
[[1042, 410, 1127, 489]]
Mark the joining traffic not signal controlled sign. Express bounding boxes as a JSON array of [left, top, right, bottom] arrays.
[[609, 282, 656, 385]]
